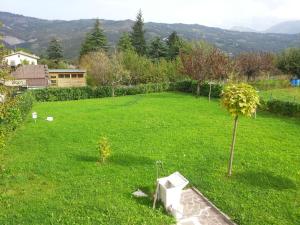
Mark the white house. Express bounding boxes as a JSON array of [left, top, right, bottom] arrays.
[[4, 51, 40, 66]]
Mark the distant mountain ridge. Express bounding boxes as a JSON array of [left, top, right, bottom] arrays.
[[1, 11, 300, 59], [230, 26, 257, 33], [265, 20, 300, 34]]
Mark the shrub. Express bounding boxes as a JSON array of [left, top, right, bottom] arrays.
[[260, 99, 300, 117], [32, 83, 171, 102], [0, 92, 34, 147], [98, 136, 111, 163], [170, 80, 223, 98]]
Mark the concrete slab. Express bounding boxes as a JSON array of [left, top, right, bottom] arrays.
[[176, 188, 237, 225]]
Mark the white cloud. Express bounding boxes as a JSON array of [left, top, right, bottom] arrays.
[[1, 0, 300, 30]]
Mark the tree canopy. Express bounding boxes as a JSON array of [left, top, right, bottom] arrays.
[[277, 48, 300, 78], [47, 38, 63, 62], [117, 32, 134, 52], [80, 19, 108, 57], [167, 31, 184, 60], [130, 10, 147, 56], [148, 37, 167, 60]]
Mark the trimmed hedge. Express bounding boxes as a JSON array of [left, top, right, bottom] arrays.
[[260, 99, 300, 117], [0, 92, 34, 147], [169, 80, 223, 98], [32, 83, 171, 102]]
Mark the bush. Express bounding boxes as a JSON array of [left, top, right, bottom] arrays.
[[0, 92, 34, 147], [260, 99, 300, 117], [170, 80, 223, 98], [98, 136, 111, 163], [32, 83, 171, 102]]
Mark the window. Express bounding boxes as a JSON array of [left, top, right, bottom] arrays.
[[58, 74, 70, 78], [51, 75, 57, 79], [78, 74, 84, 78], [51, 80, 57, 84], [71, 74, 77, 78]]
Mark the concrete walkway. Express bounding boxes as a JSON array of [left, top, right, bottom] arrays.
[[175, 188, 236, 225]]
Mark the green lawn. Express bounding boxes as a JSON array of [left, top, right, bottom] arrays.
[[1, 92, 299, 225], [259, 87, 300, 103]]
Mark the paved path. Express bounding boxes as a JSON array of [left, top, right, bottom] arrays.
[[175, 188, 236, 225]]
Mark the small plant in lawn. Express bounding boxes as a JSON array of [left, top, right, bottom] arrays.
[[221, 83, 259, 176], [98, 136, 111, 163]]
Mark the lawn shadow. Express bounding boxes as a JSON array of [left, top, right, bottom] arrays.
[[110, 154, 155, 167], [235, 171, 297, 190], [74, 154, 98, 162]]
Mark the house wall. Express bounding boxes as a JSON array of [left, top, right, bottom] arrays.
[[5, 54, 38, 66], [49, 72, 86, 88]]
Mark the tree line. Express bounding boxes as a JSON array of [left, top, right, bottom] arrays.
[[3, 10, 300, 88]]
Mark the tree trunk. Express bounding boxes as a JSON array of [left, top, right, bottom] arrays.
[[208, 82, 212, 102], [112, 86, 115, 97], [228, 115, 238, 177], [196, 82, 201, 97]]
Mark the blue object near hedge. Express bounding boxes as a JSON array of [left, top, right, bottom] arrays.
[[291, 79, 300, 87]]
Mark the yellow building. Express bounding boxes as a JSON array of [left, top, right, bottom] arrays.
[[48, 69, 86, 87]]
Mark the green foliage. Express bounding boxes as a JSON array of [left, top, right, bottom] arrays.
[[0, 92, 34, 147], [130, 10, 147, 55], [80, 19, 108, 57], [148, 37, 167, 59], [250, 79, 291, 90], [117, 32, 134, 52], [39, 58, 69, 69], [170, 80, 223, 97], [98, 136, 111, 163], [259, 88, 300, 103], [277, 48, 300, 77], [166, 31, 184, 60], [221, 83, 260, 117], [260, 99, 300, 117], [121, 50, 183, 84], [47, 38, 63, 61], [0, 22, 11, 80], [31, 83, 170, 102]]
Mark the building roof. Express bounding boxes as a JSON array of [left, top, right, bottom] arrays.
[[11, 65, 49, 87], [5, 51, 40, 60], [48, 69, 86, 73]]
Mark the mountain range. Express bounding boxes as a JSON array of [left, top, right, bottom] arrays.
[[1, 11, 300, 59]]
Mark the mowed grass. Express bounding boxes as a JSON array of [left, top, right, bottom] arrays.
[[260, 87, 300, 103], [0, 92, 300, 225]]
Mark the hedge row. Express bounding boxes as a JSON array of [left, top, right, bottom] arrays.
[[260, 99, 300, 117], [32, 83, 171, 102], [169, 80, 223, 98], [32, 81, 223, 102], [0, 92, 34, 147]]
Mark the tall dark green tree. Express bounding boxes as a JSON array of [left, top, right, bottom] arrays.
[[117, 32, 134, 52], [46, 38, 63, 62], [148, 37, 167, 59], [167, 31, 183, 60], [130, 10, 147, 55], [80, 19, 108, 57]]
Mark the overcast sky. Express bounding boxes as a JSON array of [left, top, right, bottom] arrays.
[[1, 0, 300, 30]]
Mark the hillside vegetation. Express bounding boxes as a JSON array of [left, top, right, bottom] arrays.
[[1, 11, 300, 58]]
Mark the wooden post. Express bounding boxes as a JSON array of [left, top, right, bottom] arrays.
[[228, 115, 238, 177], [153, 180, 159, 209], [208, 82, 212, 102], [196, 82, 200, 97]]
